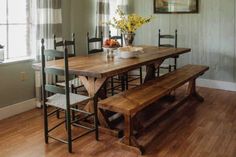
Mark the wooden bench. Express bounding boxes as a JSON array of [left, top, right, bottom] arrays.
[[98, 64, 209, 154]]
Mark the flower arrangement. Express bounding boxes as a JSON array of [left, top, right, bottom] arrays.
[[107, 7, 153, 33]]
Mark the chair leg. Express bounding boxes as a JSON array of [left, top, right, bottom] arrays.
[[72, 105, 78, 122], [111, 77, 114, 96], [72, 85, 77, 94], [43, 103, 49, 144], [66, 110, 72, 153], [102, 82, 107, 97], [125, 73, 128, 90], [121, 75, 126, 91], [71, 85, 76, 121], [94, 94, 99, 141], [65, 112, 67, 130], [72, 110, 75, 121], [174, 58, 177, 70], [168, 65, 172, 72], [157, 67, 160, 77], [56, 108, 60, 119], [139, 67, 143, 84]]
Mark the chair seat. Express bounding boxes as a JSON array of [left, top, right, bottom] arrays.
[[56, 78, 83, 88], [46, 93, 90, 109]]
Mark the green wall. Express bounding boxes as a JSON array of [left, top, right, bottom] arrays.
[[0, 0, 73, 108], [132, 0, 236, 83], [70, 0, 96, 55], [0, 61, 35, 108], [62, 0, 72, 39], [61, 0, 96, 55]]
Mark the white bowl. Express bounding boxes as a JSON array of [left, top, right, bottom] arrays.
[[118, 46, 143, 59]]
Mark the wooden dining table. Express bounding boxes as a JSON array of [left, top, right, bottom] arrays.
[[32, 45, 191, 136]]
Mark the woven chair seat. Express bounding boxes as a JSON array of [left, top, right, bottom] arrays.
[[46, 93, 90, 109]]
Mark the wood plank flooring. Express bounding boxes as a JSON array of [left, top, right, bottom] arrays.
[[0, 87, 235, 157]]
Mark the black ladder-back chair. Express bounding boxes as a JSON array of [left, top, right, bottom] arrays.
[[54, 33, 76, 82], [108, 31, 143, 92], [157, 29, 178, 76], [87, 32, 125, 97], [108, 31, 126, 95], [108, 30, 123, 46], [54, 33, 76, 57], [87, 31, 132, 97], [54, 34, 83, 94], [86, 31, 127, 99], [109, 31, 143, 91], [41, 39, 98, 153], [87, 32, 103, 54], [54, 34, 83, 119], [87, 32, 111, 97]]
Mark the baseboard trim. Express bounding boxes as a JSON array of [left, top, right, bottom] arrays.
[[0, 79, 234, 120], [135, 70, 236, 92], [0, 98, 36, 120], [197, 78, 236, 92]]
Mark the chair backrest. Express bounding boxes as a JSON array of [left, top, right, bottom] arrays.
[[87, 32, 103, 54], [158, 29, 177, 48], [109, 31, 123, 47], [41, 39, 71, 107], [54, 33, 76, 57]]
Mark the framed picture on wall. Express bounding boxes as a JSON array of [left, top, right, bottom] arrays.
[[154, 0, 199, 14]]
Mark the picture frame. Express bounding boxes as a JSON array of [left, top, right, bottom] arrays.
[[154, 0, 199, 14]]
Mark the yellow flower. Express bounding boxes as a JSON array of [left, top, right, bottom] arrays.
[[107, 7, 153, 33]]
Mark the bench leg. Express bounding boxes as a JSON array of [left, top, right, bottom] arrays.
[[123, 115, 132, 145], [118, 115, 144, 155], [187, 79, 204, 102]]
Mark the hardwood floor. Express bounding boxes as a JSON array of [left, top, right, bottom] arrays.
[[0, 87, 235, 157]]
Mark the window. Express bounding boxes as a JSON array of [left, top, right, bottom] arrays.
[[109, 0, 118, 35], [109, 0, 120, 36], [109, 0, 128, 36], [0, 0, 30, 60]]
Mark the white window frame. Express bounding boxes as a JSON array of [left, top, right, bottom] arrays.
[[109, 0, 128, 36], [0, 0, 31, 61], [109, 0, 120, 36]]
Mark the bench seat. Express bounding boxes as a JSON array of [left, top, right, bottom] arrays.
[[99, 64, 209, 117], [98, 64, 209, 154]]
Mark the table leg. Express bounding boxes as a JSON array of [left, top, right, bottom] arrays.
[[144, 60, 164, 82], [79, 76, 111, 128]]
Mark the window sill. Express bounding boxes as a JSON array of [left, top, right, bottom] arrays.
[[0, 57, 34, 65]]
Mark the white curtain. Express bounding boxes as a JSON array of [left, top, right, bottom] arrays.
[[30, 0, 63, 61], [96, 0, 129, 38], [109, 0, 129, 36], [30, 0, 63, 107], [95, 0, 110, 38]]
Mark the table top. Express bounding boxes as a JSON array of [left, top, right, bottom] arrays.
[[32, 46, 191, 78]]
